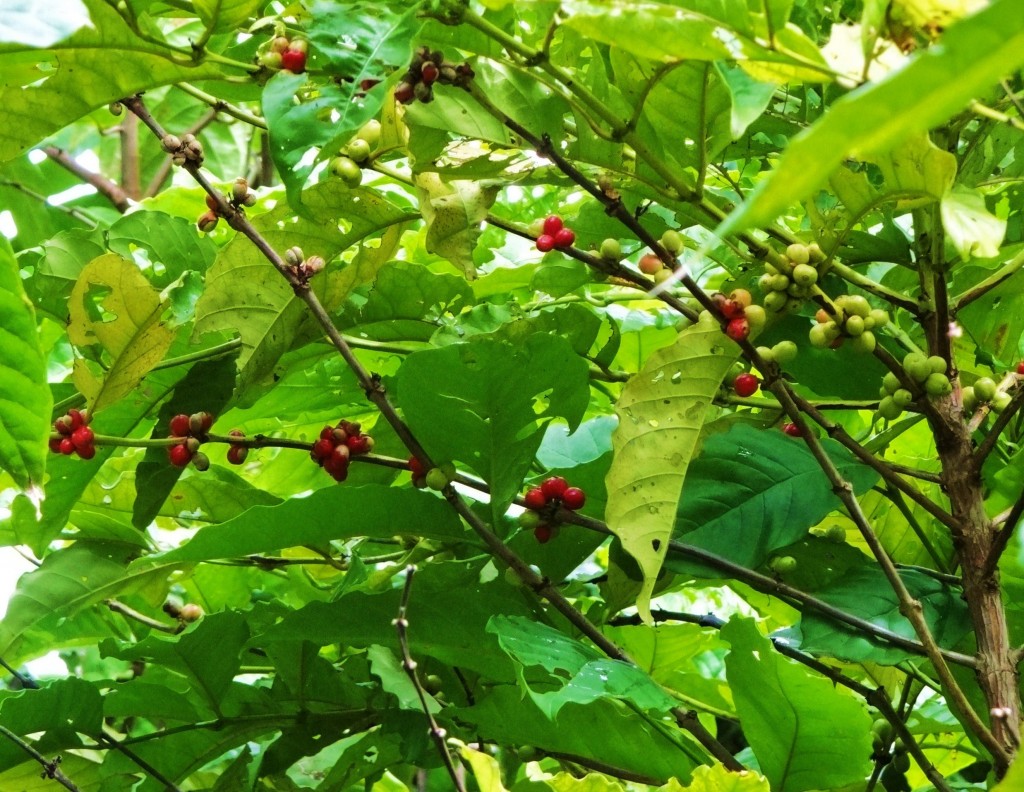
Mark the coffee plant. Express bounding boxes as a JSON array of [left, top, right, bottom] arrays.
[[1, 0, 1024, 790]]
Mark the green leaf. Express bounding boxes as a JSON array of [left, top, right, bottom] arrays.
[[24, 228, 105, 322], [105, 210, 218, 289], [669, 424, 878, 571], [605, 314, 741, 619], [0, 0, 225, 166], [488, 615, 679, 719], [144, 485, 464, 564], [415, 172, 500, 279], [67, 253, 175, 411], [798, 568, 972, 664], [941, 186, 1006, 260], [194, 0, 262, 33], [0, 235, 50, 489], [394, 335, 589, 520], [722, 617, 873, 792], [191, 181, 415, 400], [718, 0, 1024, 236]]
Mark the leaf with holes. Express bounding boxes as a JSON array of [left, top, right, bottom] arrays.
[[605, 313, 741, 619]]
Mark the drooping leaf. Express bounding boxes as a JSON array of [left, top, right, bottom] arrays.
[[67, 253, 175, 411], [718, 0, 1024, 236], [723, 617, 873, 792], [394, 335, 589, 521], [669, 424, 878, 572], [0, 235, 50, 489], [415, 172, 500, 279], [605, 313, 741, 619]]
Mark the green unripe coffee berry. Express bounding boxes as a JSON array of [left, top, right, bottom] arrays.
[[869, 308, 890, 327], [756, 346, 775, 363], [744, 305, 766, 332], [844, 315, 865, 337], [892, 753, 911, 773], [927, 355, 947, 374], [878, 396, 902, 421], [882, 372, 901, 394], [924, 373, 952, 397], [758, 274, 775, 292], [661, 230, 684, 253], [768, 274, 790, 292], [849, 330, 876, 354], [824, 524, 847, 543], [892, 389, 914, 409], [841, 295, 871, 318], [792, 264, 818, 287], [973, 377, 997, 402], [517, 510, 541, 530], [872, 719, 894, 742], [991, 391, 1012, 413], [772, 340, 798, 364], [903, 353, 932, 383], [962, 386, 977, 413], [809, 323, 831, 348], [330, 156, 362, 187], [425, 467, 449, 490], [345, 138, 371, 163], [770, 556, 797, 574], [600, 238, 622, 261], [787, 282, 810, 298], [356, 119, 381, 148], [786, 243, 810, 265], [764, 291, 788, 312], [784, 297, 804, 314]]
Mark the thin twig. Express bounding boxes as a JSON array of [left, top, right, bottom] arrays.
[[394, 566, 467, 792], [43, 146, 131, 211], [0, 725, 82, 791], [105, 599, 182, 634]]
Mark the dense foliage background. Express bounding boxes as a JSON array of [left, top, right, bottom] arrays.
[[2, 0, 1024, 790]]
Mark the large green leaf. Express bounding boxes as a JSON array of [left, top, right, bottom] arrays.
[[605, 313, 740, 619], [67, 253, 175, 411], [191, 181, 416, 400], [142, 484, 465, 564], [394, 335, 589, 521], [670, 424, 878, 571], [487, 615, 680, 720], [415, 172, 500, 279], [718, 0, 1024, 236], [0, 0, 225, 166], [0, 235, 50, 489], [194, 0, 262, 33], [723, 617, 872, 792]]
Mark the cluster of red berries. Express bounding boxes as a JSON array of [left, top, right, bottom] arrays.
[[226, 430, 248, 465], [535, 215, 576, 253], [782, 422, 802, 437], [259, 35, 308, 74], [310, 420, 374, 482], [519, 476, 586, 543], [711, 289, 762, 342], [395, 46, 473, 105], [50, 409, 95, 459], [168, 412, 214, 470]]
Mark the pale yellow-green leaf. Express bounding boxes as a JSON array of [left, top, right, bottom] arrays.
[[605, 314, 740, 620], [415, 172, 499, 280], [460, 744, 509, 792], [940, 185, 1006, 259], [658, 764, 770, 792], [67, 253, 174, 411], [548, 772, 626, 791]]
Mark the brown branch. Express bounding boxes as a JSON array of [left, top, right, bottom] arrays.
[[42, 146, 130, 212], [0, 725, 82, 791], [142, 108, 218, 199], [394, 566, 467, 792], [105, 599, 182, 634], [120, 112, 141, 200]]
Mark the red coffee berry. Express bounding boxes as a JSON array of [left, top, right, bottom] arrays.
[[782, 422, 802, 437], [281, 48, 307, 73], [536, 234, 556, 253], [542, 215, 563, 236], [395, 82, 416, 104], [359, 78, 381, 91], [733, 373, 760, 397], [534, 524, 554, 544], [48, 437, 63, 453], [311, 438, 335, 461], [331, 444, 351, 464], [77, 444, 96, 460], [346, 434, 373, 454], [720, 299, 745, 321], [553, 228, 575, 248], [725, 317, 750, 341], [324, 455, 349, 482], [409, 456, 427, 479], [1017, 361, 1024, 375], [169, 414, 191, 437], [561, 487, 586, 510], [421, 61, 439, 84], [541, 476, 569, 500], [70, 426, 94, 450], [638, 254, 663, 275], [67, 409, 85, 431], [205, 194, 219, 212], [227, 445, 248, 465], [524, 487, 548, 511], [168, 443, 192, 467], [54, 416, 73, 436], [59, 437, 75, 455]]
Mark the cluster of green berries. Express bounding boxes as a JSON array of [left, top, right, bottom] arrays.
[[407, 456, 456, 491], [810, 294, 889, 353], [636, 230, 686, 285], [758, 242, 827, 314], [754, 339, 798, 367], [963, 376, 1013, 414], [394, 46, 473, 105], [197, 177, 257, 233], [328, 120, 381, 187], [518, 476, 586, 543], [876, 354, 950, 420], [258, 35, 308, 73], [769, 555, 797, 574], [168, 412, 215, 470], [50, 409, 95, 459], [533, 215, 576, 252], [311, 420, 374, 482]]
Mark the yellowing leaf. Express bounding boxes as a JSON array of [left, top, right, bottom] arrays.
[[460, 743, 509, 792], [605, 314, 740, 619], [415, 172, 499, 279], [67, 253, 174, 411]]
